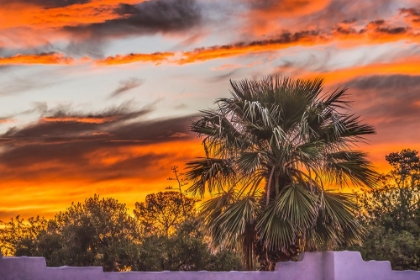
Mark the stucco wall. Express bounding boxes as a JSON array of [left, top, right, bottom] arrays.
[[1, 251, 419, 280]]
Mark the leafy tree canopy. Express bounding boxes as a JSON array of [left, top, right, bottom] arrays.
[[0, 216, 47, 257], [350, 149, 420, 270], [0, 191, 242, 271], [134, 191, 196, 238]]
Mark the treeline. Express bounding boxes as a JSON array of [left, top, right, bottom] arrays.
[[347, 149, 420, 270], [1, 148, 420, 271], [0, 191, 243, 271]]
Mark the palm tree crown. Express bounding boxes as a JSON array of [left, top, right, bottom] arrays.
[[185, 76, 377, 270]]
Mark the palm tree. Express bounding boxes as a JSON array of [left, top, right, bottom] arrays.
[[185, 75, 378, 270]]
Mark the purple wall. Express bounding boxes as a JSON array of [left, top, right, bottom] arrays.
[[1, 251, 419, 280]]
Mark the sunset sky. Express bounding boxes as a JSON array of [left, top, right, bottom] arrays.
[[1, 0, 420, 221]]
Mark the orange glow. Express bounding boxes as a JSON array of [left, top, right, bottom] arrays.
[[0, 0, 145, 30], [96, 52, 175, 65], [0, 139, 204, 220], [301, 58, 420, 84], [242, 0, 331, 35], [178, 33, 326, 64], [0, 53, 74, 65], [0, 119, 14, 124], [41, 116, 120, 124]]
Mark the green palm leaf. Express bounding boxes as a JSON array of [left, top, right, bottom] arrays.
[[210, 197, 256, 247], [256, 198, 295, 250], [275, 184, 319, 229]]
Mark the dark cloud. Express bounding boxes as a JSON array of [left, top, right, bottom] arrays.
[[347, 74, 420, 126], [1, 104, 151, 139], [247, 0, 320, 14], [64, 0, 202, 39], [348, 74, 420, 90], [341, 18, 357, 24], [0, 104, 195, 182], [179, 30, 322, 63], [334, 26, 358, 35], [340, 74, 420, 146], [366, 20, 408, 34], [0, 0, 89, 8], [274, 50, 334, 77], [251, 30, 321, 46], [286, 0, 396, 31], [110, 77, 143, 97], [400, 7, 420, 22], [248, 0, 280, 10], [65, 39, 105, 58], [206, 70, 238, 83]]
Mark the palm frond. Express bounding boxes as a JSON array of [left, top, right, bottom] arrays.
[[210, 197, 257, 248], [256, 198, 295, 250], [191, 109, 248, 156], [200, 188, 237, 226], [313, 191, 362, 248], [275, 184, 319, 229], [324, 151, 379, 188], [237, 151, 263, 174], [185, 157, 236, 197], [322, 87, 349, 109]]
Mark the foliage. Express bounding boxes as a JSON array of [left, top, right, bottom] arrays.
[[46, 195, 141, 271], [185, 75, 377, 269], [351, 149, 420, 270], [0, 191, 242, 271], [137, 219, 242, 271], [0, 216, 47, 256], [1, 195, 141, 271], [134, 191, 196, 238], [134, 190, 242, 271]]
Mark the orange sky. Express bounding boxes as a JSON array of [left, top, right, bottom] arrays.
[[1, 0, 420, 221]]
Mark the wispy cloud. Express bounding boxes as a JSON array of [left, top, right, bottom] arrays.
[[110, 77, 144, 97]]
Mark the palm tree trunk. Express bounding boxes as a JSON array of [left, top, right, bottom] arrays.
[[242, 222, 256, 270], [266, 167, 275, 206]]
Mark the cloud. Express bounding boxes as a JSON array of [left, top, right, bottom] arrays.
[[0, 52, 74, 65], [0, 0, 90, 8], [247, 0, 330, 16], [243, 0, 331, 35], [348, 74, 420, 123], [0, 76, 56, 96], [339, 75, 420, 152], [0, 104, 195, 172], [238, 0, 408, 41], [348, 74, 420, 90], [0, 0, 203, 56], [63, 0, 202, 39], [0, 1, 120, 31], [206, 70, 239, 83], [96, 52, 174, 65], [401, 7, 420, 27], [178, 30, 324, 64], [110, 77, 144, 97], [300, 56, 420, 84], [0, 102, 203, 220], [0, 118, 14, 124]]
